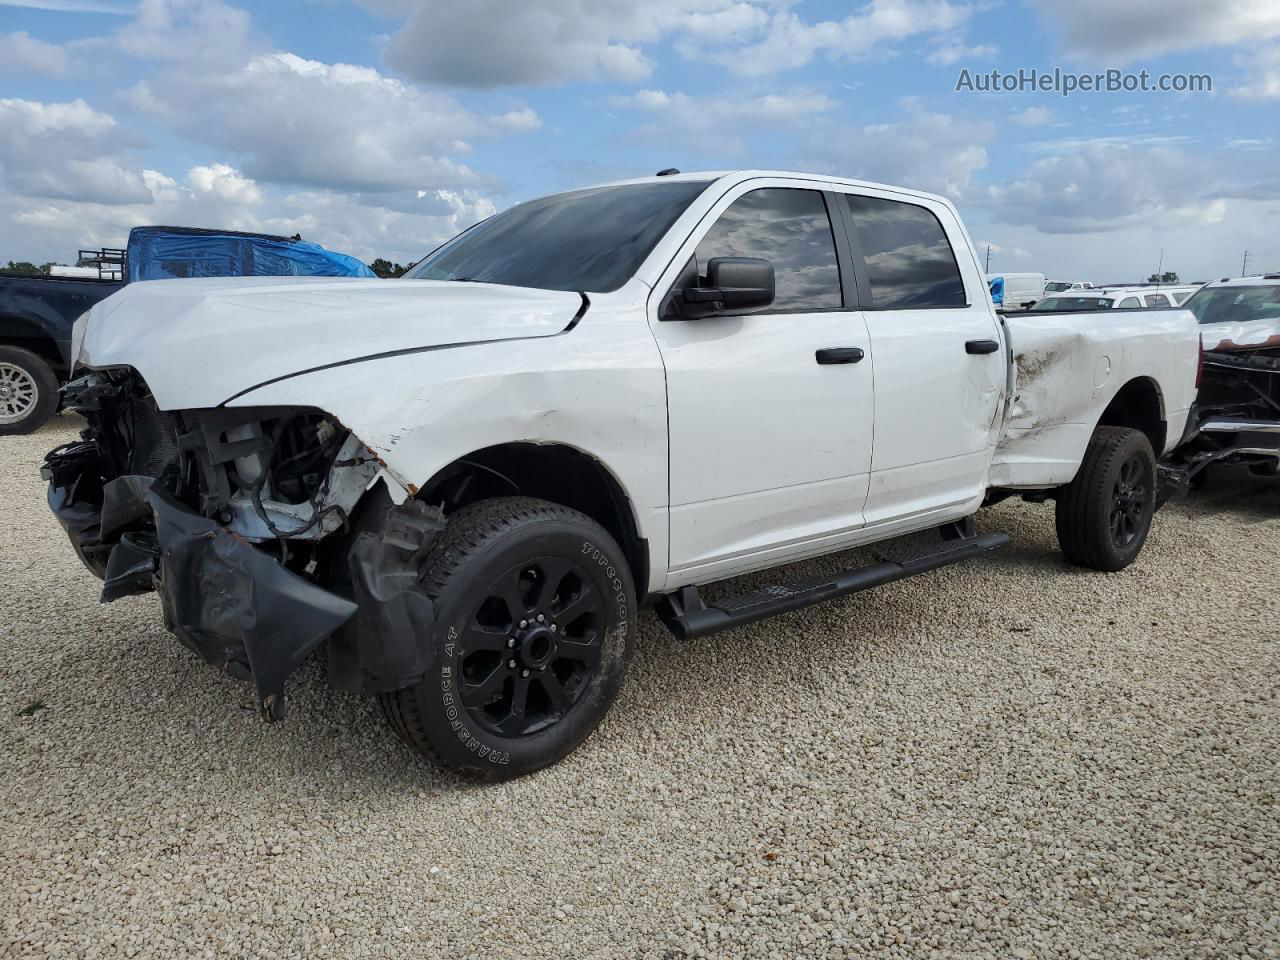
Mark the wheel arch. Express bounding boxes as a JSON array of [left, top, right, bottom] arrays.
[[0, 314, 67, 372], [416, 441, 650, 601], [1097, 376, 1166, 455]]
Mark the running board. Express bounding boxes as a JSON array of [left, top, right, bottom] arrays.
[[656, 530, 1010, 641]]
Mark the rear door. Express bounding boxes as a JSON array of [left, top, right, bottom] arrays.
[[647, 180, 875, 579], [833, 189, 1005, 525]]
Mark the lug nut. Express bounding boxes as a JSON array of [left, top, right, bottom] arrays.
[[506, 638, 516, 648], [550, 624, 558, 633], [536, 614, 545, 623], [519, 619, 528, 629], [521, 669, 530, 678], [507, 659, 517, 669]]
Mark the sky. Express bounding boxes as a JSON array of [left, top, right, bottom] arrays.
[[1, 0, 1277, 282]]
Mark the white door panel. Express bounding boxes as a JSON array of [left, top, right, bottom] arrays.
[[650, 181, 875, 577], [835, 188, 1005, 524], [658, 310, 874, 571], [861, 309, 1004, 523], [668, 471, 868, 572]]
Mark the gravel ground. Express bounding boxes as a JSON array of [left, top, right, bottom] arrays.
[[3, 413, 1278, 959]]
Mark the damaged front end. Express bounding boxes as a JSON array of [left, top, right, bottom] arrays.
[[1167, 339, 1280, 487], [42, 369, 444, 719]]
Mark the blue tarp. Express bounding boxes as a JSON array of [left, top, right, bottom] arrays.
[[125, 226, 375, 283]]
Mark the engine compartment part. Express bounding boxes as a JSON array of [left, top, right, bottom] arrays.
[[42, 367, 440, 718]]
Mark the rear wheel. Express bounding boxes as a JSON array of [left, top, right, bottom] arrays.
[[1055, 427, 1156, 571], [380, 497, 635, 779], [0, 346, 59, 436]]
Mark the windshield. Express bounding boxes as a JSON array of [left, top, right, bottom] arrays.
[[1044, 281, 1071, 292], [405, 180, 712, 293], [1183, 284, 1280, 324], [1032, 296, 1113, 311]]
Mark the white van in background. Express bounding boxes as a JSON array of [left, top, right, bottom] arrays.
[[986, 272, 1045, 310]]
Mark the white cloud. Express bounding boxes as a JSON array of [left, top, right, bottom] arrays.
[[982, 142, 1275, 234], [370, 0, 673, 86], [804, 99, 993, 198], [613, 87, 838, 155], [1230, 44, 1280, 99], [926, 41, 996, 66], [0, 0, 132, 12], [700, 0, 972, 76], [130, 51, 531, 195], [186, 162, 263, 205], [1010, 106, 1054, 127], [1028, 0, 1280, 62], [0, 31, 70, 75], [0, 98, 151, 205], [367, 0, 972, 85], [111, 0, 255, 63]]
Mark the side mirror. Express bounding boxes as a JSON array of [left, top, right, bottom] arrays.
[[679, 257, 775, 318]]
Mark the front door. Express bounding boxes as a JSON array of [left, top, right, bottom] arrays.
[[649, 183, 875, 580]]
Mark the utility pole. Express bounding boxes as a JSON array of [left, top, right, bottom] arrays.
[[1241, 250, 1250, 277], [985, 244, 992, 272]]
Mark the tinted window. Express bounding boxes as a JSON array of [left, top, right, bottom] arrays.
[[1032, 297, 1113, 311], [845, 195, 966, 308], [1184, 285, 1280, 324], [1118, 297, 1141, 309], [691, 188, 841, 311], [1144, 294, 1170, 307], [407, 180, 710, 293]]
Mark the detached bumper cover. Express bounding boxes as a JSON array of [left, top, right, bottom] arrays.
[[148, 487, 357, 720], [44, 463, 357, 720]]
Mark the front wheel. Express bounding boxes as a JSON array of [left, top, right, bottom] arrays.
[[1055, 426, 1156, 571], [380, 497, 635, 779], [0, 346, 60, 436]]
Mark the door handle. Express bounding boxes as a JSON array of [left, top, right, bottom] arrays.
[[815, 347, 865, 365], [965, 339, 1000, 355]]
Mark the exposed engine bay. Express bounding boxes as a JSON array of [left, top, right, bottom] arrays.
[[42, 368, 444, 719]]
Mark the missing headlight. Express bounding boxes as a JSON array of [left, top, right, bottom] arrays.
[[185, 407, 380, 542]]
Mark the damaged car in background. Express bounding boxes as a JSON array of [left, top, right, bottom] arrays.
[[1164, 276, 1280, 483], [43, 170, 1200, 780]]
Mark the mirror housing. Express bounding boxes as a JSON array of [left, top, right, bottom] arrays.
[[678, 257, 775, 318]]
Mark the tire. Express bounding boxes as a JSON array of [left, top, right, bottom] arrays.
[[0, 346, 60, 436], [1055, 426, 1156, 572], [380, 496, 636, 780]]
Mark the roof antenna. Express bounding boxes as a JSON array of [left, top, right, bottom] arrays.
[[655, 168, 680, 177]]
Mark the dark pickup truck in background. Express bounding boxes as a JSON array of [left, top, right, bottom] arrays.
[[0, 226, 373, 434]]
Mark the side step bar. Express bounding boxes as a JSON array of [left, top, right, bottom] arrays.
[[656, 529, 1009, 641]]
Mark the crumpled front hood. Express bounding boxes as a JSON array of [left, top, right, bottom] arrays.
[[1201, 316, 1280, 352], [79, 276, 584, 409]]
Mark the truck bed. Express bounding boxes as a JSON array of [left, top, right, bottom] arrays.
[[991, 308, 1200, 489]]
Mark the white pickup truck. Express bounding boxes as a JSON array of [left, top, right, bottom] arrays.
[[43, 170, 1200, 778]]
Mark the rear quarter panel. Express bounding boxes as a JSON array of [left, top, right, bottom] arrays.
[[991, 309, 1199, 488]]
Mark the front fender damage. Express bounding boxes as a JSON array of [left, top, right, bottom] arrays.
[[328, 498, 445, 696], [43, 406, 447, 721]]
